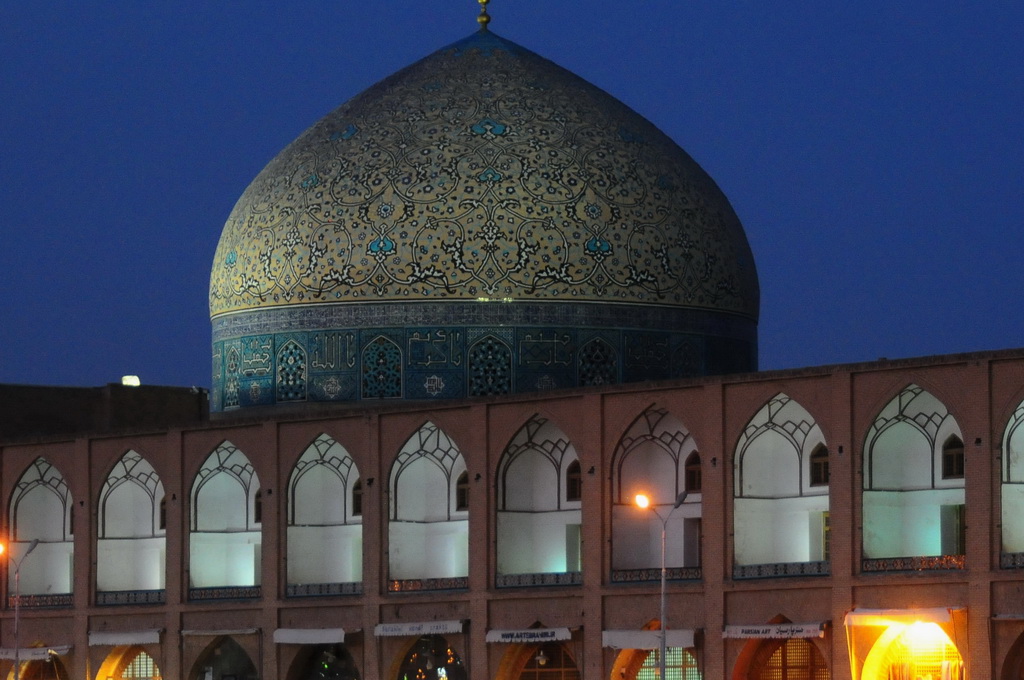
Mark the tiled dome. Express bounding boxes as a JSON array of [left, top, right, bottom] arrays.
[[209, 30, 759, 410]]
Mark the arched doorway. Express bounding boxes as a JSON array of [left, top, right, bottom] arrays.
[[744, 639, 829, 679], [96, 646, 163, 680], [288, 644, 359, 680], [496, 642, 580, 680], [612, 647, 701, 680], [190, 636, 257, 680], [6, 657, 70, 680], [395, 635, 467, 680], [861, 622, 963, 680]]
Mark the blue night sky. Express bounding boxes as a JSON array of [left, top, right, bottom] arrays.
[[1, 2, 1021, 389]]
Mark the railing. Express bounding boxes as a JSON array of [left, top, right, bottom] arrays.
[[388, 577, 468, 592], [862, 555, 965, 572], [6, 593, 73, 608], [496, 571, 582, 588], [610, 567, 702, 583], [287, 582, 363, 597], [1001, 552, 1024, 569], [733, 561, 829, 580], [188, 585, 262, 601], [96, 589, 166, 606]]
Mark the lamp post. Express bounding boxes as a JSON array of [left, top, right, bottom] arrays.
[[636, 492, 687, 680], [1, 538, 40, 680]]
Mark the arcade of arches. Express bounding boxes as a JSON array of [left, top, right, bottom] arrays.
[[3, 351, 1024, 679]]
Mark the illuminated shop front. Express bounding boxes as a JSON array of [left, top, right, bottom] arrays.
[[844, 609, 965, 680]]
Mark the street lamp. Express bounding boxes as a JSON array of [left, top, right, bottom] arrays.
[[0, 538, 40, 680], [635, 492, 687, 680]]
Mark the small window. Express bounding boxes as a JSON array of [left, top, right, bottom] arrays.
[[684, 452, 702, 493], [942, 435, 965, 479], [159, 495, 167, 531], [254, 489, 263, 524], [352, 480, 363, 517], [809, 445, 829, 486], [456, 471, 470, 511], [566, 460, 582, 502]]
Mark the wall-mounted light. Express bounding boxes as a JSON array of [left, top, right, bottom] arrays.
[[366, 478, 375, 487], [536, 649, 548, 666], [587, 466, 595, 475], [474, 473, 482, 481]]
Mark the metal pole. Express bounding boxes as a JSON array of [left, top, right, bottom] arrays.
[[659, 516, 667, 680], [652, 493, 686, 680], [11, 539, 39, 680]]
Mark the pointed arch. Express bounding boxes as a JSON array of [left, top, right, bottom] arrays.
[[733, 393, 829, 575], [7, 457, 74, 598], [1001, 397, 1024, 559], [395, 635, 467, 680], [862, 384, 965, 566], [732, 615, 830, 680], [388, 422, 468, 585], [610, 406, 702, 580], [277, 338, 308, 402], [469, 334, 513, 396], [734, 393, 826, 498], [362, 334, 402, 399], [494, 640, 581, 680], [284, 643, 361, 680], [287, 434, 363, 592], [96, 646, 163, 680], [189, 441, 262, 591], [187, 636, 257, 680], [496, 416, 582, 583], [97, 450, 166, 594], [578, 336, 617, 386]]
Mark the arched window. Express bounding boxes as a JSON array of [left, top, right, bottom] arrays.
[[638, 648, 700, 680], [684, 452, 702, 493], [520, 643, 581, 680], [397, 635, 467, 680], [456, 471, 470, 511], [352, 480, 363, 517], [119, 650, 161, 680], [942, 435, 965, 479], [810, 445, 829, 487], [750, 638, 829, 680], [566, 460, 582, 501]]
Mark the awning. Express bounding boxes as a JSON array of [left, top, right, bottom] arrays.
[[274, 628, 346, 645], [0, 646, 72, 660], [844, 608, 963, 626], [89, 630, 161, 646], [486, 628, 571, 644], [602, 630, 696, 649], [374, 621, 463, 637], [723, 622, 827, 639], [181, 628, 260, 636]]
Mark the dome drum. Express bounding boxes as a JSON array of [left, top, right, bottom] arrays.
[[211, 301, 755, 409]]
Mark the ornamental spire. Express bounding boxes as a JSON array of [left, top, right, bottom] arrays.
[[477, 0, 491, 30]]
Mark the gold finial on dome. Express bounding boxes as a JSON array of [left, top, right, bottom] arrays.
[[477, 0, 491, 30]]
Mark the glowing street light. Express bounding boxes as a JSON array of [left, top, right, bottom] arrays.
[[635, 492, 688, 680], [1, 539, 40, 680]]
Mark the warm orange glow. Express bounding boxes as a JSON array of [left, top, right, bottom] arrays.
[[904, 621, 948, 652], [635, 493, 651, 509], [0, 543, 5, 556]]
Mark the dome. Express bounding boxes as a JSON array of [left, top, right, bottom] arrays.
[[209, 30, 759, 411]]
